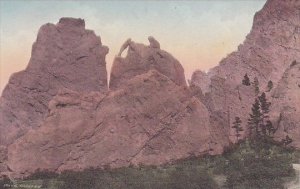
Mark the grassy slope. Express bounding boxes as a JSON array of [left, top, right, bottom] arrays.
[[4, 149, 299, 189]]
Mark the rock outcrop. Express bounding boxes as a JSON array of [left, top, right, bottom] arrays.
[[7, 70, 228, 177], [0, 20, 229, 177], [109, 37, 186, 90], [271, 61, 300, 147], [0, 18, 108, 145], [207, 0, 300, 88], [189, 70, 210, 94], [191, 0, 300, 143]]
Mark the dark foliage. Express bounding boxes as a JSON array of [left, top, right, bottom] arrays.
[[232, 117, 243, 141], [248, 98, 262, 137], [224, 140, 296, 189], [57, 165, 218, 189], [0, 176, 12, 189], [242, 74, 251, 86], [24, 169, 59, 180], [290, 60, 297, 67], [267, 80, 273, 92]]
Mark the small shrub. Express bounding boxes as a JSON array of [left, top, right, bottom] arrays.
[[25, 169, 59, 180], [58, 163, 219, 189], [267, 80, 273, 91], [290, 60, 297, 67], [224, 140, 296, 189], [0, 176, 12, 189], [242, 74, 251, 86]]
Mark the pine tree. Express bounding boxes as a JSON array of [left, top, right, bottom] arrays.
[[232, 117, 243, 141], [258, 92, 274, 137], [258, 92, 271, 119], [242, 74, 251, 86], [267, 80, 273, 92], [252, 77, 260, 96], [248, 98, 263, 138]]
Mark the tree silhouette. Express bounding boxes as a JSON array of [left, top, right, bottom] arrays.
[[248, 98, 262, 138], [232, 117, 243, 142], [248, 92, 275, 140], [267, 80, 273, 92], [242, 74, 251, 86], [258, 92, 275, 137]]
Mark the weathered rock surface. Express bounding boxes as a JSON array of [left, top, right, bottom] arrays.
[[109, 37, 186, 90], [208, 0, 300, 88], [189, 70, 210, 94], [191, 0, 300, 143], [1, 21, 224, 178], [7, 70, 228, 177], [0, 18, 108, 145], [271, 61, 300, 147]]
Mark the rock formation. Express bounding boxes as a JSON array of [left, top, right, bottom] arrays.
[[0, 17, 229, 177], [7, 70, 228, 177], [271, 61, 300, 147], [191, 0, 300, 143], [207, 0, 300, 88], [189, 70, 210, 94], [0, 18, 108, 145], [110, 37, 186, 90]]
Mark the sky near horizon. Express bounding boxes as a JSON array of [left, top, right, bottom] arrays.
[[0, 0, 266, 94]]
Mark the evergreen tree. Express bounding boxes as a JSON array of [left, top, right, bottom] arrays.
[[258, 93, 271, 119], [258, 92, 274, 137], [232, 117, 243, 141], [267, 80, 273, 92], [252, 77, 260, 96], [248, 98, 263, 138], [242, 74, 251, 86]]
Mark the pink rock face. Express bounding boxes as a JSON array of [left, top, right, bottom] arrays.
[[0, 18, 108, 145], [7, 70, 228, 178], [271, 62, 300, 147], [109, 38, 186, 90], [189, 70, 210, 94], [191, 0, 300, 143], [208, 0, 300, 88]]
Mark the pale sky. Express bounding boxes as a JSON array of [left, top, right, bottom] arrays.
[[0, 0, 266, 94]]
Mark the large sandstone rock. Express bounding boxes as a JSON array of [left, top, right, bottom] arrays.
[[0, 18, 108, 145], [109, 37, 186, 90], [271, 61, 300, 147], [7, 70, 228, 178], [191, 0, 300, 143]]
